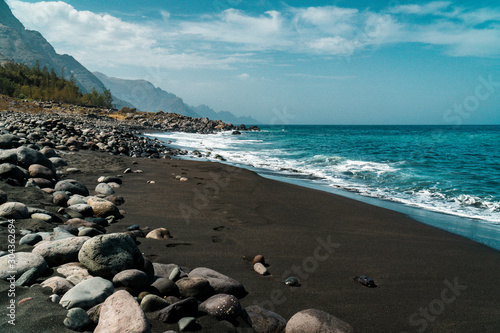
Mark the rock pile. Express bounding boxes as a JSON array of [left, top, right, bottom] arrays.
[[0, 106, 352, 332]]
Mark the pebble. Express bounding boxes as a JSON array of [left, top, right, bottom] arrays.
[[284, 277, 300, 287], [31, 213, 53, 222], [285, 309, 355, 333], [145, 228, 172, 240], [253, 263, 269, 275], [179, 317, 197, 331], [65, 167, 81, 174], [127, 224, 140, 231], [252, 254, 265, 266], [64, 307, 91, 331], [50, 294, 61, 303]]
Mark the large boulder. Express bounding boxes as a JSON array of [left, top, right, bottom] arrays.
[[0, 202, 29, 219], [16, 146, 53, 169], [200, 294, 242, 321], [0, 252, 47, 280], [28, 164, 55, 180], [0, 149, 18, 164], [86, 197, 119, 218], [189, 267, 246, 298], [0, 134, 20, 149], [95, 290, 151, 333], [32, 237, 90, 267], [59, 276, 114, 310], [0, 163, 26, 181], [285, 309, 355, 333], [78, 233, 144, 278], [55, 179, 89, 196]]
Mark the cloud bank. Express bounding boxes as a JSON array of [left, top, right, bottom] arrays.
[[6, 1, 500, 70]]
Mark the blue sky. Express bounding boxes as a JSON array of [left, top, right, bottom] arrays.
[[6, 0, 500, 124]]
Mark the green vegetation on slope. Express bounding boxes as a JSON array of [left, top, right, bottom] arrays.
[[0, 61, 112, 107]]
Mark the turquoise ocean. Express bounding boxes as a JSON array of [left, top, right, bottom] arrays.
[[148, 125, 500, 250]]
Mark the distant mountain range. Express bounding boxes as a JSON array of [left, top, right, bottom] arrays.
[[94, 72, 260, 124], [0, 0, 260, 124]]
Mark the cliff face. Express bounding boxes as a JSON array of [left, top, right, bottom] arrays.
[[0, 0, 106, 94]]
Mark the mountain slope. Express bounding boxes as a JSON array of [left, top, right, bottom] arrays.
[[95, 72, 261, 124], [0, 0, 103, 94], [94, 72, 200, 118], [190, 104, 261, 125]]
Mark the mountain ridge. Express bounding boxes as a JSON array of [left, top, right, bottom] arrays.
[[94, 72, 261, 124]]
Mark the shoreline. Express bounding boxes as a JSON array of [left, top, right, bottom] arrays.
[[72, 150, 500, 332], [148, 138, 500, 253]]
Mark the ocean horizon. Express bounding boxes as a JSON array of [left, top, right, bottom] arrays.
[[148, 124, 500, 250]]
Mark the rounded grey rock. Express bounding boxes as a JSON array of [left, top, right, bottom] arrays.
[[78, 233, 144, 278], [59, 277, 114, 310], [200, 293, 242, 321], [0, 252, 48, 280], [0, 202, 29, 219], [285, 309, 355, 333], [55, 179, 89, 196], [95, 183, 115, 196], [19, 233, 43, 246], [64, 307, 91, 331]]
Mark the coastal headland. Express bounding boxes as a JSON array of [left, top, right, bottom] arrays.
[[0, 97, 499, 332]]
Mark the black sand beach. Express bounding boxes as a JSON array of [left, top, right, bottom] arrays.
[[15, 149, 497, 332], [0, 103, 498, 332]]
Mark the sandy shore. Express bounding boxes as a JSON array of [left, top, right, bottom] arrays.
[[27, 150, 498, 332]]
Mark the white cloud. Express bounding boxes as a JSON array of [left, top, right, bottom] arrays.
[[179, 9, 289, 49], [389, 1, 453, 15], [237, 73, 250, 80], [5, 0, 500, 73]]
